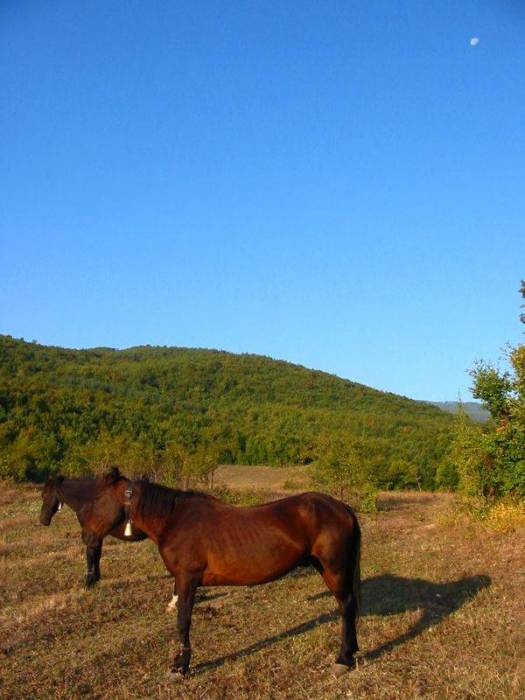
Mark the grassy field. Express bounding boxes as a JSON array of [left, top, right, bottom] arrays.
[[1, 479, 523, 699], [214, 464, 311, 493]]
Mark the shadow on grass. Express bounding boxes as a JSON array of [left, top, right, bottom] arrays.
[[193, 573, 490, 673], [196, 591, 229, 605], [362, 573, 490, 661]]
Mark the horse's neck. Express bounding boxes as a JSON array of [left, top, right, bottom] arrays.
[[129, 510, 164, 544], [60, 479, 95, 512], [130, 485, 185, 544]]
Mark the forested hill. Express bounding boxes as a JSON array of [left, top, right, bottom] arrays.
[[0, 335, 456, 488]]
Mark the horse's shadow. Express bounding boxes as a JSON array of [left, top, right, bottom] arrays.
[[193, 573, 490, 673]]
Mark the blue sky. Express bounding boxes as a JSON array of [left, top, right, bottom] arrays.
[[1, 1, 524, 401]]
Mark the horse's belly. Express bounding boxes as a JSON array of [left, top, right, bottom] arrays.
[[202, 547, 304, 586]]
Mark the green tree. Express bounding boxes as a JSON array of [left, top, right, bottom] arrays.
[[469, 362, 512, 420], [312, 434, 377, 509], [450, 407, 488, 498], [457, 281, 525, 500]]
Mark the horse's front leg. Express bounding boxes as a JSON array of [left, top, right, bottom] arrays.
[[168, 573, 199, 677], [92, 539, 103, 581], [85, 541, 103, 587], [166, 582, 178, 612], [82, 530, 102, 588]]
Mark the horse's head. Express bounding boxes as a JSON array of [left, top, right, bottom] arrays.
[[102, 466, 126, 488], [100, 466, 132, 505], [39, 475, 65, 525]]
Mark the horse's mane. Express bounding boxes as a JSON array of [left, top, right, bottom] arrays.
[[135, 480, 212, 521]]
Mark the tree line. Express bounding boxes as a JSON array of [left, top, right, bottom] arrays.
[[0, 336, 455, 491]]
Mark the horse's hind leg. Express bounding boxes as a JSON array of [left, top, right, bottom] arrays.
[[321, 569, 358, 667]]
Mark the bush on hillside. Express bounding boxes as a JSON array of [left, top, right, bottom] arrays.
[[452, 282, 525, 502]]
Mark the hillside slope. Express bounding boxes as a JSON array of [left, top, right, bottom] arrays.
[[0, 335, 455, 487]]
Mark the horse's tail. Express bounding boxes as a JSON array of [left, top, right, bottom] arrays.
[[345, 504, 361, 618]]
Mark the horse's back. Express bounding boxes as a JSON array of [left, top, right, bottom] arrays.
[[183, 491, 356, 536], [173, 490, 356, 554]]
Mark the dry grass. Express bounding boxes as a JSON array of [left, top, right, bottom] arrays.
[[0, 481, 524, 699], [483, 501, 525, 533], [214, 464, 312, 493]]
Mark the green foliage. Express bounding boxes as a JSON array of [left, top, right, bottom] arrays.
[[450, 408, 489, 499], [0, 335, 455, 486], [311, 434, 378, 509], [209, 486, 274, 506], [434, 458, 459, 491], [453, 282, 525, 501], [312, 435, 360, 498], [453, 394, 524, 501], [357, 484, 379, 513], [470, 361, 512, 420]]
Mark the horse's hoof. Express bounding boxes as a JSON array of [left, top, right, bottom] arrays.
[[85, 578, 98, 589], [333, 655, 356, 674], [165, 667, 189, 681], [332, 663, 349, 676]]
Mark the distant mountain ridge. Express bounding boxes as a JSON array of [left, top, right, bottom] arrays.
[[430, 401, 489, 423]]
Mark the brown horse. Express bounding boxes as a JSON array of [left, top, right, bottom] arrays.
[[39, 474, 147, 588], [103, 467, 361, 677]]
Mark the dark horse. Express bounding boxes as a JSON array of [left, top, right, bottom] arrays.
[[103, 467, 361, 677], [39, 474, 147, 588]]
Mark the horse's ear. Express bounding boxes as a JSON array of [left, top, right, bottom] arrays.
[[140, 473, 150, 482], [55, 475, 65, 485], [104, 466, 121, 484]]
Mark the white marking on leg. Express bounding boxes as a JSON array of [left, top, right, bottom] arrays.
[[166, 594, 178, 612]]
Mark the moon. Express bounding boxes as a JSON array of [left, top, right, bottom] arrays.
[[470, 37, 480, 46]]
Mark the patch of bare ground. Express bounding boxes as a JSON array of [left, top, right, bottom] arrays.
[[0, 482, 523, 699], [214, 464, 311, 493]]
